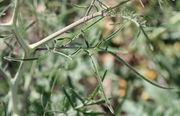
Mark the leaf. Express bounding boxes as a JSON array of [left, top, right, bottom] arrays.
[[87, 97, 112, 105], [67, 76, 74, 89], [90, 56, 114, 114], [84, 38, 90, 48], [25, 21, 36, 31], [100, 48, 173, 90], [108, 0, 130, 11], [96, 23, 125, 46], [139, 25, 154, 51], [70, 88, 85, 103], [70, 47, 82, 56], [85, 70, 107, 103], [83, 17, 104, 33], [56, 36, 75, 41], [62, 87, 75, 108], [53, 50, 72, 60], [3, 56, 39, 62], [76, 17, 104, 37], [72, 4, 88, 8], [3, 54, 48, 62], [129, 29, 141, 47]]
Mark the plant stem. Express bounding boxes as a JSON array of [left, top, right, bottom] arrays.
[[85, 0, 96, 16], [5, 1, 131, 115], [12, 25, 31, 53], [29, 12, 107, 49], [6, 1, 32, 115], [29, 0, 130, 50], [12, 0, 32, 53], [8, 54, 29, 116]]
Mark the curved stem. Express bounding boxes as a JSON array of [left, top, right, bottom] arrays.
[[12, 25, 31, 53], [12, 0, 32, 53]]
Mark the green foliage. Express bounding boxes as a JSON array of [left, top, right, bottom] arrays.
[[0, 0, 180, 116]]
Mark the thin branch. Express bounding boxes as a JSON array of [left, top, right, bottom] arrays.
[[85, 0, 96, 16], [11, 0, 31, 53], [29, 0, 130, 50], [139, 0, 145, 8], [90, 56, 114, 114], [12, 0, 20, 25], [0, 0, 31, 53], [35, 46, 95, 51], [12, 26, 31, 53], [29, 12, 107, 49]]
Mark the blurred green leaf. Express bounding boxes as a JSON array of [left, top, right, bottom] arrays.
[[100, 48, 173, 90], [90, 56, 114, 114], [62, 87, 75, 108], [70, 88, 85, 103], [85, 70, 107, 103]]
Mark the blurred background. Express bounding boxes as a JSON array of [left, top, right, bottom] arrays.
[[0, 0, 180, 116]]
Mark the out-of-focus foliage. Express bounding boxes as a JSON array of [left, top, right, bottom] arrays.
[[0, 0, 180, 116]]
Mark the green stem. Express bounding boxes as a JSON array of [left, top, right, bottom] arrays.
[[8, 54, 30, 116], [12, 0, 32, 53], [12, 25, 31, 53], [5, 1, 131, 115], [6, 1, 33, 115], [29, 0, 130, 50]]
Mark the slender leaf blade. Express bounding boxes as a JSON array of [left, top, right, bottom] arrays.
[[100, 48, 172, 89], [90, 56, 114, 114]]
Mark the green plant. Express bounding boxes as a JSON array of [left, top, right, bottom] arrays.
[[0, 0, 179, 116]]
